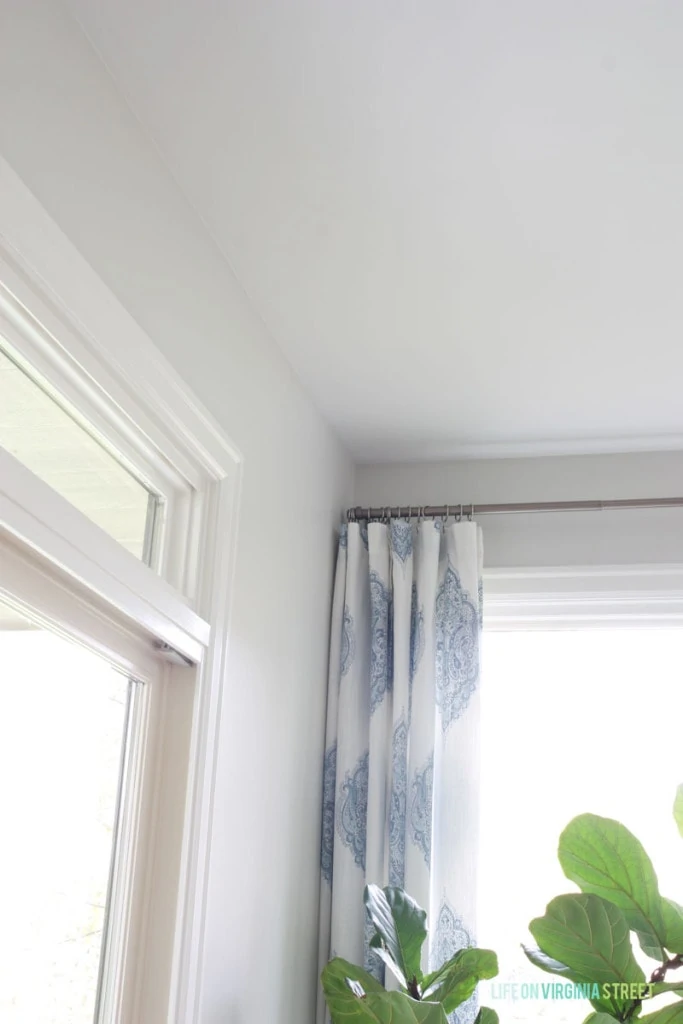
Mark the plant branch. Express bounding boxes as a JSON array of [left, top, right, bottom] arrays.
[[650, 954, 683, 984]]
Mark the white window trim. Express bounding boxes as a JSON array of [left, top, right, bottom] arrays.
[[0, 156, 243, 1022], [0, 444, 209, 662], [484, 563, 683, 629], [0, 530, 162, 682]]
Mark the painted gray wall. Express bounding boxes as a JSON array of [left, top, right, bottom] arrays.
[[355, 452, 683, 567]]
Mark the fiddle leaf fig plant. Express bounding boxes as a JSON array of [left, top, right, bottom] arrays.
[[321, 884, 499, 1024], [524, 789, 683, 1023]]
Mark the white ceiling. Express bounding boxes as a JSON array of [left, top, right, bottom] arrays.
[[65, 0, 683, 462]]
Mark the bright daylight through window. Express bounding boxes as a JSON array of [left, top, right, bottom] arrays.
[[0, 338, 158, 562], [0, 598, 135, 1024], [478, 628, 683, 1024]]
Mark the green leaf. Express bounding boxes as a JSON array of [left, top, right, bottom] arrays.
[[529, 893, 645, 987], [321, 959, 448, 1024], [652, 983, 683, 997], [421, 948, 498, 1012], [674, 787, 683, 839], [582, 1015, 620, 1024], [364, 885, 427, 988], [474, 1008, 499, 1024], [523, 947, 620, 1018], [359, 994, 448, 1023], [559, 815, 668, 960], [523, 945, 580, 980], [662, 899, 683, 955], [369, 931, 409, 990], [321, 957, 385, 1000], [524, 893, 643, 1019], [639, 1004, 683, 1024]]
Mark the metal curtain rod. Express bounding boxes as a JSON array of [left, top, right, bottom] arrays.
[[345, 497, 683, 521]]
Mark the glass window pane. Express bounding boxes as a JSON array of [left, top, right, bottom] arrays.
[[478, 628, 683, 1024], [0, 340, 157, 560], [0, 602, 133, 1024]]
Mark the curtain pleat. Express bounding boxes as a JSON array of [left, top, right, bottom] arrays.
[[317, 519, 484, 1024]]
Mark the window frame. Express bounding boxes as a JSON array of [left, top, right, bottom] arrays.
[[0, 246, 200, 595], [0, 155, 243, 1022], [484, 563, 683, 630]]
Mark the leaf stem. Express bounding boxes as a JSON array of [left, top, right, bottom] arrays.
[[407, 977, 420, 999], [620, 954, 683, 1021], [650, 954, 683, 985]]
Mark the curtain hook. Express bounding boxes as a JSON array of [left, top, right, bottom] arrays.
[[407, 505, 412, 521], [442, 503, 449, 525], [468, 503, 475, 522]]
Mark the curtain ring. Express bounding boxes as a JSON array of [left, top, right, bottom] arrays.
[[407, 505, 412, 521], [442, 503, 449, 525], [468, 503, 475, 522]]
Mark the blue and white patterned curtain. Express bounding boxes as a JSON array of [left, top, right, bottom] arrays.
[[317, 517, 484, 1024]]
